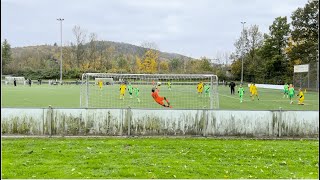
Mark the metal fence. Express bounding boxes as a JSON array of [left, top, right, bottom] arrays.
[[293, 61, 318, 91]]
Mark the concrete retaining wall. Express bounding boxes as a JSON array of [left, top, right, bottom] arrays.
[[1, 108, 318, 137]]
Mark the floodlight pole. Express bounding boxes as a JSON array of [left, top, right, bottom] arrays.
[[241, 21, 246, 84], [57, 18, 64, 85]]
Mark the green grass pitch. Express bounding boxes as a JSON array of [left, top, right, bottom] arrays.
[[1, 84, 319, 179], [1, 83, 319, 110], [1, 138, 318, 179]]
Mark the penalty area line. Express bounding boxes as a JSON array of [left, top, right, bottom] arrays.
[[220, 94, 316, 104]]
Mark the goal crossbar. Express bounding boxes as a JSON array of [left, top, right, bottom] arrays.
[[80, 73, 219, 109], [82, 73, 217, 79]]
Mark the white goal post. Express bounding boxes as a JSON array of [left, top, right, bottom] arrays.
[[4, 76, 26, 85], [80, 73, 219, 109]]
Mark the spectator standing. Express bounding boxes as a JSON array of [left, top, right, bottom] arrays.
[[38, 78, 42, 85]]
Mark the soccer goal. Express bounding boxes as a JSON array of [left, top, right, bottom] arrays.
[[4, 76, 26, 85], [80, 73, 219, 109]]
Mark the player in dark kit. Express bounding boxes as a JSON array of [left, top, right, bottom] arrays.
[[229, 81, 236, 95]]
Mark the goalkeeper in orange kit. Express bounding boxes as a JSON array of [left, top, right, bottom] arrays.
[[151, 86, 172, 108]]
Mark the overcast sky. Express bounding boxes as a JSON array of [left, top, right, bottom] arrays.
[[1, 0, 308, 59]]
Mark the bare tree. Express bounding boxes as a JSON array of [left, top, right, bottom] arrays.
[[233, 27, 249, 59], [247, 25, 263, 61], [88, 32, 98, 70], [72, 25, 87, 68], [223, 52, 231, 65], [140, 41, 159, 51]]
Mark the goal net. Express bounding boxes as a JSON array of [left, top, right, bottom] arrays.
[[293, 63, 318, 90], [95, 78, 114, 85], [4, 76, 26, 85], [80, 73, 219, 109]]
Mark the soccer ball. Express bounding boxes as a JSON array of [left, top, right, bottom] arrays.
[[157, 82, 161, 86]]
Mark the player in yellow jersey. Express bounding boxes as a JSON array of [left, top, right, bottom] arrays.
[[119, 82, 126, 100], [249, 82, 253, 95], [250, 83, 259, 101], [98, 80, 103, 90], [297, 88, 304, 105], [197, 81, 204, 97]]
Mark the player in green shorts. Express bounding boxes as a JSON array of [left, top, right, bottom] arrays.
[[238, 84, 245, 103], [167, 81, 171, 91], [134, 86, 140, 102], [128, 83, 133, 98], [283, 83, 289, 98], [204, 83, 210, 97], [288, 84, 295, 104]]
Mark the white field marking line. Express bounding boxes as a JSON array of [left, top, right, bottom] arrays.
[[250, 98, 317, 102], [23, 98, 33, 102], [219, 94, 247, 101], [4, 87, 77, 91], [219, 93, 316, 102]]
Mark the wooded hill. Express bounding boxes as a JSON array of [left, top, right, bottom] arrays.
[[4, 40, 222, 80], [11, 40, 192, 62]]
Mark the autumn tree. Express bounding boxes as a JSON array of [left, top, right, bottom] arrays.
[[159, 61, 169, 73], [136, 50, 158, 73], [116, 54, 128, 73], [121, 54, 137, 73], [200, 57, 213, 73], [169, 58, 184, 73], [103, 46, 115, 72], [140, 42, 160, 72]]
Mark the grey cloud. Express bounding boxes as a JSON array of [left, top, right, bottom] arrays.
[[1, 0, 309, 58]]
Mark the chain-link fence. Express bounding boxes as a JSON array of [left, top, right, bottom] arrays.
[[293, 61, 318, 91]]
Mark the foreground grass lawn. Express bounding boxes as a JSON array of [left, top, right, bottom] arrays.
[[1, 138, 318, 179]]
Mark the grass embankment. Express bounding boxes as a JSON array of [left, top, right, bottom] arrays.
[[1, 138, 319, 179]]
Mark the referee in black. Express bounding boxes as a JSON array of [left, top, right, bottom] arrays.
[[229, 81, 236, 95]]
